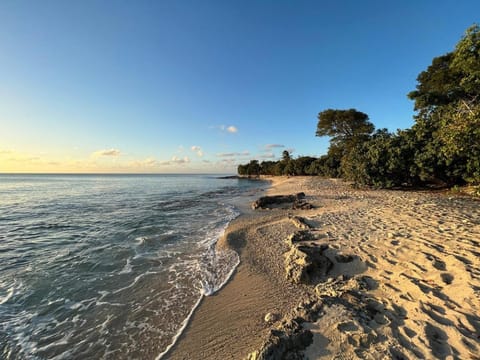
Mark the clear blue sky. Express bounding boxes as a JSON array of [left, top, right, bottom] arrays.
[[1, 0, 479, 173]]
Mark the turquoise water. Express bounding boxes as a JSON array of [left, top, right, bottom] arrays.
[[0, 174, 264, 359]]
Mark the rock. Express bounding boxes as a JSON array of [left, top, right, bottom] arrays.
[[288, 215, 311, 229], [264, 312, 279, 323], [335, 254, 355, 263], [374, 312, 388, 325], [292, 200, 314, 210], [252, 193, 305, 210], [358, 276, 378, 290], [247, 318, 313, 360], [294, 299, 323, 322], [366, 299, 385, 313], [284, 244, 333, 284], [251, 193, 313, 210], [285, 230, 313, 246]]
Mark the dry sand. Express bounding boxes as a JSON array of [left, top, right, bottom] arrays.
[[167, 177, 480, 359]]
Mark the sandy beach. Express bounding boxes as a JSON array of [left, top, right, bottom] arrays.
[[168, 176, 480, 359]]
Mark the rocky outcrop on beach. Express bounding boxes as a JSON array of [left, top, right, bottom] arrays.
[[288, 215, 312, 230], [246, 317, 313, 360], [284, 242, 332, 285], [251, 193, 313, 210]]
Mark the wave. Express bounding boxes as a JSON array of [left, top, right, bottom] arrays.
[[155, 209, 241, 359]]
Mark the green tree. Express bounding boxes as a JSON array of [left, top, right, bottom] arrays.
[[408, 24, 480, 185], [316, 109, 374, 147], [316, 109, 374, 178]]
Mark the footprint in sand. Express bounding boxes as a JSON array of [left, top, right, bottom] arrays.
[[425, 322, 452, 359], [424, 252, 447, 271], [440, 273, 454, 285], [389, 346, 409, 360], [432, 258, 447, 271]]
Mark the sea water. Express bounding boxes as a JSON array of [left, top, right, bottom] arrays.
[[0, 174, 265, 359]]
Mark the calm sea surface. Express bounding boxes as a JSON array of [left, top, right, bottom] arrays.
[[0, 174, 265, 359]]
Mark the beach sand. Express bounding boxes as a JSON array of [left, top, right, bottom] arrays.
[[167, 177, 480, 359]]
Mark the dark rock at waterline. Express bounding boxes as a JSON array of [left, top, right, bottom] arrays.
[[252, 193, 312, 210], [217, 175, 241, 179]]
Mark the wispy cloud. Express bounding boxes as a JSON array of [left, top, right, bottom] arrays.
[[191, 146, 204, 157], [216, 151, 250, 157], [171, 156, 190, 164], [92, 148, 121, 157], [265, 144, 285, 150], [213, 125, 239, 134]]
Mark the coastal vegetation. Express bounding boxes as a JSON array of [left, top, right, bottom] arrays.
[[238, 25, 480, 189]]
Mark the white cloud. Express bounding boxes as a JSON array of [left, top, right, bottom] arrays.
[[171, 156, 190, 164], [226, 125, 238, 133], [92, 148, 121, 157], [191, 146, 204, 157], [211, 124, 239, 134], [265, 144, 285, 150], [216, 151, 250, 158]]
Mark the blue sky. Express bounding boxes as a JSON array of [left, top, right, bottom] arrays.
[[1, 0, 479, 173]]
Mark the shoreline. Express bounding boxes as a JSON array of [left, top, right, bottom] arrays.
[[168, 176, 480, 359], [166, 176, 304, 359], [158, 176, 273, 359]]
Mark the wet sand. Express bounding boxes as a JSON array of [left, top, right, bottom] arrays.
[[168, 177, 480, 359]]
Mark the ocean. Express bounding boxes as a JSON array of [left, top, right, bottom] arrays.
[[0, 174, 266, 359]]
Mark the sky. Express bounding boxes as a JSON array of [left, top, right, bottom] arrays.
[[1, 0, 479, 173]]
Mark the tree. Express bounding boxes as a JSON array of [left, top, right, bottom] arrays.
[[407, 24, 480, 185], [246, 160, 261, 176], [282, 150, 291, 162], [316, 109, 375, 178], [451, 24, 480, 95], [316, 109, 374, 146]]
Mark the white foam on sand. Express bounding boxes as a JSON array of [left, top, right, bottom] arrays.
[[155, 215, 242, 360]]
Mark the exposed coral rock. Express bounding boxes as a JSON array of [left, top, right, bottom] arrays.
[[284, 243, 332, 284], [264, 312, 279, 323], [251, 193, 313, 210], [288, 215, 312, 229], [245, 318, 313, 360], [284, 230, 314, 246]]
